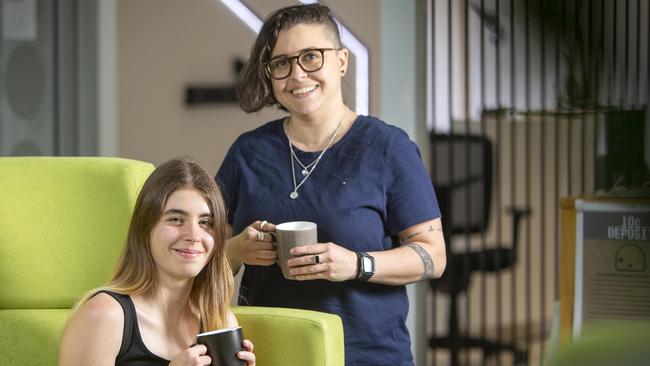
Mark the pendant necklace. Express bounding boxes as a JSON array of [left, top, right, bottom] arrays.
[[286, 109, 347, 199], [290, 147, 318, 176]]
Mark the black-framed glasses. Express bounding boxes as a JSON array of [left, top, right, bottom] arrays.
[[266, 48, 339, 80]]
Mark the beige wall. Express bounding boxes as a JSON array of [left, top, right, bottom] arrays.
[[117, 0, 380, 173]]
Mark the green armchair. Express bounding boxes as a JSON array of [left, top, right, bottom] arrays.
[[0, 157, 344, 366], [0, 157, 155, 365], [234, 306, 344, 365]]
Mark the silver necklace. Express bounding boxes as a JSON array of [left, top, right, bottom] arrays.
[[286, 109, 347, 199], [290, 147, 318, 176]]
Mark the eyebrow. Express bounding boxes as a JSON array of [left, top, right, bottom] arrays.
[[270, 47, 323, 60], [163, 208, 213, 217]]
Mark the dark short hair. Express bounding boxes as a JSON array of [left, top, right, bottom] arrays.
[[237, 3, 341, 113]]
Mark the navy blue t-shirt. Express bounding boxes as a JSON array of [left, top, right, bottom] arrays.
[[216, 115, 440, 366]]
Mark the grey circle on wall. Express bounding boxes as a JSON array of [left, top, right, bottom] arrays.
[[10, 140, 43, 156], [6, 44, 45, 119]]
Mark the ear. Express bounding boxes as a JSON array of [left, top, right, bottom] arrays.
[[337, 48, 349, 75]]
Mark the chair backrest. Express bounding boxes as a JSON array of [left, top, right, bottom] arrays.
[[430, 133, 492, 236], [233, 306, 345, 366], [0, 157, 155, 365]]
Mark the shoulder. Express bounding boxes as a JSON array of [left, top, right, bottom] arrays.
[[226, 309, 239, 328], [59, 292, 124, 365], [218, 119, 284, 181], [353, 115, 411, 146], [69, 292, 125, 337], [82, 292, 125, 322], [352, 115, 416, 161], [230, 119, 284, 150]]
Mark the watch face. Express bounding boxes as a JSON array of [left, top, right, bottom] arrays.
[[362, 256, 373, 272]]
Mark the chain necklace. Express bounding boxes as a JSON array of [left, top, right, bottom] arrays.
[[290, 147, 318, 176], [286, 109, 347, 199]]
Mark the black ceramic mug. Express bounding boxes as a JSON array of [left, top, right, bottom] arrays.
[[196, 326, 245, 366]]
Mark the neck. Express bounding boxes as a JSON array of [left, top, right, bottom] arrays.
[[131, 281, 199, 353], [287, 105, 351, 151], [144, 276, 194, 318]]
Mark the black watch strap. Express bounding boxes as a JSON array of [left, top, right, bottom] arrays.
[[356, 251, 375, 281]]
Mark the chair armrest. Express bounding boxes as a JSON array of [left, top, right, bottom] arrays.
[[232, 306, 344, 366]]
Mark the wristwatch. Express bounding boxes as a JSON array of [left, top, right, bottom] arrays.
[[355, 251, 375, 281]]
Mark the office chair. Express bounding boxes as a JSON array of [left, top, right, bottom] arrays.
[[428, 133, 530, 365]]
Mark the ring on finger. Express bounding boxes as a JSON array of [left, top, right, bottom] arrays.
[[257, 230, 265, 241], [260, 220, 268, 231], [314, 255, 320, 264]]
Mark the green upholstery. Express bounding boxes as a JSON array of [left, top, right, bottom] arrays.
[[0, 309, 72, 365], [0, 157, 155, 366], [546, 322, 650, 366], [233, 306, 345, 366], [0, 157, 345, 366]]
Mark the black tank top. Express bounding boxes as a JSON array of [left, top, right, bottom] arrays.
[[99, 291, 170, 366]]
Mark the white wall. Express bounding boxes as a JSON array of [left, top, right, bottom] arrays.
[[379, 1, 429, 364]]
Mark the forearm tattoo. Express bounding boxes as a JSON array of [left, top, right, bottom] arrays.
[[406, 243, 435, 280], [400, 231, 421, 244]]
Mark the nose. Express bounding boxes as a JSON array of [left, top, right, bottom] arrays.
[[183, 221, 201, 242], [288, 58, 307, 79]]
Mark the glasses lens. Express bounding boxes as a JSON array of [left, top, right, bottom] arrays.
[[269, 58, 290, 79], [268, 49, 330, 79], [298, 50, 324, 72]]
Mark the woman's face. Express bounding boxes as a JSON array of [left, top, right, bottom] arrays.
[[149, 188, 215, 283], [270, 23, 348, 118]]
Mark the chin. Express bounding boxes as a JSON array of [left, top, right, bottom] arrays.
[[177, 265, 206, 279], [288, 103, 321, 117], [280, 96, 320, 113]]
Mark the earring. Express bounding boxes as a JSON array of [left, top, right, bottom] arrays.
[[340, 70, 346, 75]]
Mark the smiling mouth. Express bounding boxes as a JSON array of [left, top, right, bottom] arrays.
[[173, 248, 203, 258], [291, 85, 318, 95]]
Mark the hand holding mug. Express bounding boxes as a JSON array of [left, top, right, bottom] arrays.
[[196, 326, 255, 366], [287, 242, 358, 282], [169, 344, 212, 366], [275, 221, 317, 280], [237, 220, 277, 266], [238, 339, 256, 365]]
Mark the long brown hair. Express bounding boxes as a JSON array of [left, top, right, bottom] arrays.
[[79, 157, 233, 331], [238, 3, 342, 113]]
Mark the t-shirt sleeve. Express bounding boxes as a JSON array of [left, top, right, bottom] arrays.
[[215, 141, 241, 225], [385, 131, 441, 235]]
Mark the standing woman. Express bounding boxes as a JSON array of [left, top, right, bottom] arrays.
[[217, 4, 446, 365], [60, 158, 255, 366]]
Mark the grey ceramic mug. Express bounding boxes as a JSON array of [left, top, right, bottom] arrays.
[[196, 327, 245, 366], [275, 221, 317, 280]]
